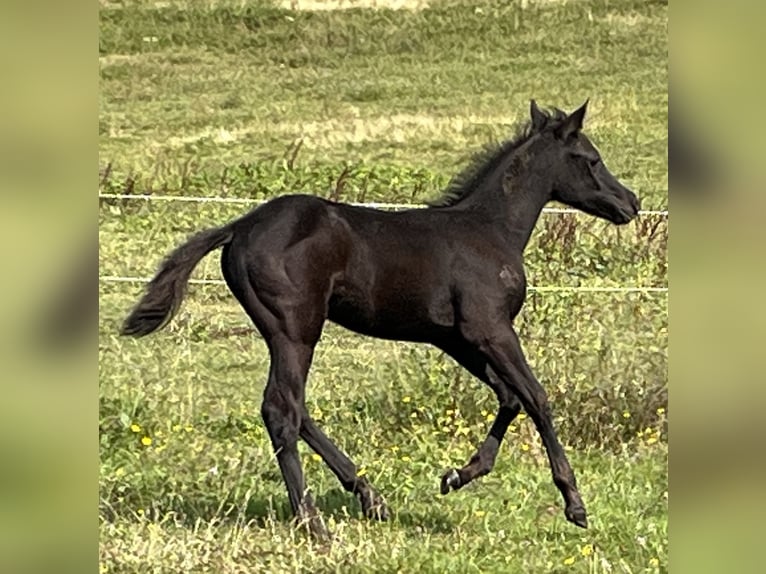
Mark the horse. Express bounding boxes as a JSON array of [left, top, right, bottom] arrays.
[[121, 100, 640, 538]]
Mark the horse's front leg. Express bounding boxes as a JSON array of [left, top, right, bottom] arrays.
[[464, 326, 588, 528], [437, 342, 523, 493], [441, 382, 522, 494]]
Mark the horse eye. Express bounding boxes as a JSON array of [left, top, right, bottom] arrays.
[[588, 157, 600, 168]]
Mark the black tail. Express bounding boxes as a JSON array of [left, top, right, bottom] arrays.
[[121, 225, 234, 337]]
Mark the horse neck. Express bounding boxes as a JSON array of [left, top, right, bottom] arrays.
[[503, 173, 551, 250], [449, 161, 551, 252]]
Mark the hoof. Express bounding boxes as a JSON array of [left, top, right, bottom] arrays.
[[306, 515, 332, 542], [358, 490, 390, 522], [364, 500, 390, 522], [440, 468, 461, 495], [295, 506, 332, 542], [565, 505, 588, 529]]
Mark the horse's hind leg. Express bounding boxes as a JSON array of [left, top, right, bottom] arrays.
[[300, 412, 389, 520], [220, 227, 340, 539], [261, 334, 329, 539]]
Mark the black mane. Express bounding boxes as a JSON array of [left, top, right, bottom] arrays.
[[428, 107, 567, 208]]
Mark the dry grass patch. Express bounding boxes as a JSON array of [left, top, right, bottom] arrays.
[[153, 113, 511, 151], [279, 0, 431, 10], [139, 104, 636, 153]]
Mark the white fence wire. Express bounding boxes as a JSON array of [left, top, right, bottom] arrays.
[[98, 193, 669, 216], [98, 275, 667, 293], [99, 193, 668, 293]]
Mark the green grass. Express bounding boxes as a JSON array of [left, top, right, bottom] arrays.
[[100, 293, 667, 572], [99, 0, 667, 571], [99, 0, 667, 204]]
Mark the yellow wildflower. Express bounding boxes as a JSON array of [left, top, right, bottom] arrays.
[[402, 396, 411, 403], [649, 557, 659, 568], [401, 455, 412, 463], [623, 411, 631, 419], [114, 467, 125, 478], [656, 407, 665, 416], [518, 413, 527, 421], [474, 510, 486, 517], [311, 453, 321, 462], [581, 544, 594, 557], [520, 443, 530, 452], [172, 424, 181, 432], [141, 436, 152, 446], [130, 423, 141, 433], [563, 556, 575, 565], [357, 467, 367, 477], [647, 436, 658, 445], [184, 425, 193, 433]]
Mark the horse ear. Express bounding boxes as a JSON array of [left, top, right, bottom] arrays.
[[555, 99, 589, 140], [530, 99, 546, 131]]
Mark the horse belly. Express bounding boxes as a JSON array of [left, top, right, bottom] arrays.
[[327, 283, 452, 343], [326, 290, 379, 336]]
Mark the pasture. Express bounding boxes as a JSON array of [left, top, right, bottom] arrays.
[[98, 0, 668, 572]]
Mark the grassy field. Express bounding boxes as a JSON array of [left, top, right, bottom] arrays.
[[99, 0, 667, 572]]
